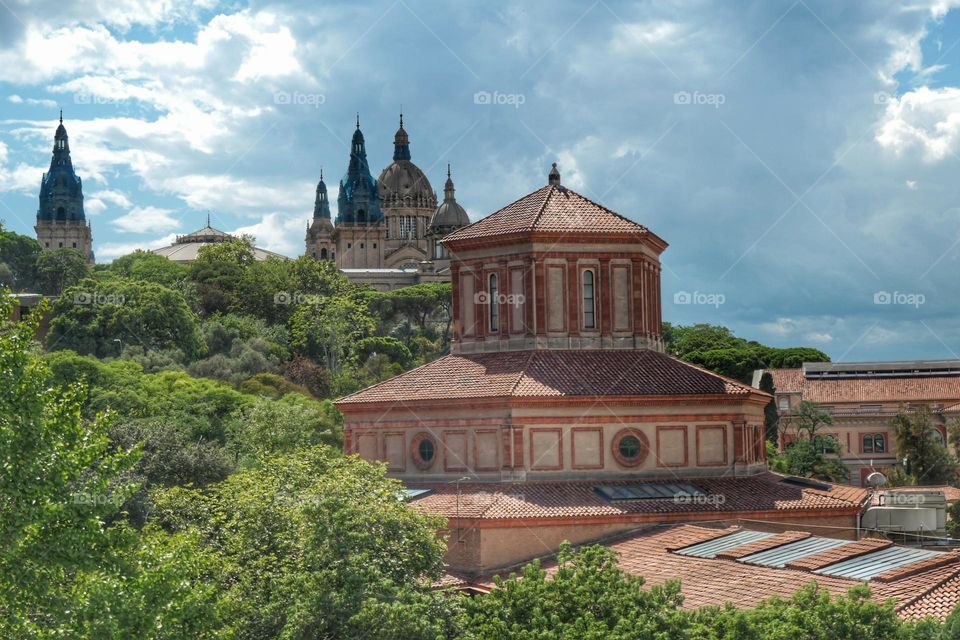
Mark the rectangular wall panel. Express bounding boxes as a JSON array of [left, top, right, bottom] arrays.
[[546, 266, 565, 332], [657, 426, 689, 467]]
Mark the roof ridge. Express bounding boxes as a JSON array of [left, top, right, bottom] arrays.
[[529, 185, 554, 231], [508, 351, 539, 396], [895, 566, 960, 614], [657, 350, 760, 394]]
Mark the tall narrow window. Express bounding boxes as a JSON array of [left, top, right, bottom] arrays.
[[582, 269, 596, 329], [488, 273, 499, 333]]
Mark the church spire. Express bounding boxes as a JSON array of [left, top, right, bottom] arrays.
[[444, 163, 455, 201], [393, 112, 411, 161], [338, 116, 382, 225], [314, 167, 331, 219]]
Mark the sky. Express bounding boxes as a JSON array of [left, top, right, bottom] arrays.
[[1, 0, 960, 362]]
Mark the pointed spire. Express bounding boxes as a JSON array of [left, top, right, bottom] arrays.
[[356, 112, 360, 129], [314, 168, 331, 219], [59, 109, 63, 124], [206, 212, 211, 227], [444, 164, 455, 201], [393, 112, 411, 161], [548, 162, 560, 186]]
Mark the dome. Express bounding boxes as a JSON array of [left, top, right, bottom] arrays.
[[377, 115, 437, 210], [429, 165, 469, 231], [377, 160, 437, 210]]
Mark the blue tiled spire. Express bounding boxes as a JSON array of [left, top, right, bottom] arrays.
[[37, 113, 85, 222], [336, 115, 383, 225], [313, 168, 331, 219], [393, 112, 411, 161]]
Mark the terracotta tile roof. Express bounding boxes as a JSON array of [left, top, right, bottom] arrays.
[[441, 185, 654, 244], [763, 368, 960, 404], [337, 349, 759, 405], [478, 524, 960, 621], [405, 473, 868, 522]]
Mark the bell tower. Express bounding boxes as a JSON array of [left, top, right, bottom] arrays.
[[34, 113, 94, 264]]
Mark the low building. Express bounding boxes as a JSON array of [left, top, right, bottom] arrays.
[[755, 361, 960, 486], [456, 523, 960, 621], [336, 165, 872, 574]]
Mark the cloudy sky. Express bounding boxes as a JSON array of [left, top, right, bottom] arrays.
[[1, 1, 960, 361]]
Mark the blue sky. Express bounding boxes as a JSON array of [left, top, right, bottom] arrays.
[[2, 0, 960, 361]]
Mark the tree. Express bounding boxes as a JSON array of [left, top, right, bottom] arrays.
[[47, 277, 205, 359], [108, 250, 189, 288], [759, 371, 779, 442], [0, 294, 222, 638], [780, 401, 847, 482], [290, 296, 375, 373], [226, 395, 341, 465], [34, 247, 90, 295], [891, 405, 958, 486], [188, 237, 256, 316], [464, 542, 687, 639], [0, 224, 40, 290], [152, 446, 458, 640]]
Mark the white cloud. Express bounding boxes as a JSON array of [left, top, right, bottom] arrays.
[[875, 86, 960, 161], [232, 212, 304, 257], [759, 317, 797, 337], [96, 233, 177, 261], [85, 189, 132, 215], [805, 332, 834, 344], [112, 206, 181, 233]]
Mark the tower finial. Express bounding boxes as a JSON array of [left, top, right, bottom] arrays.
[[356, 113, 360, 129], [59, 109, 63, 124], [399, 110, 403, 128], [447, 163, 451, 178], [206, 212, 210, 227], [548, 162, 560, 186]]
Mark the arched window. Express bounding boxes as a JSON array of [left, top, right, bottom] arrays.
[[488, 274, 499, 333], [320, 248, 328, 260], [863, 433, 887, 454], [582, 269, 596, 329]]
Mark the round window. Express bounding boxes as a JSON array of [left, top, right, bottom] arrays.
[[612, 429, 649, 467], [411, 432, 438, 470], [418, 438, 435, 463], [618, 435, 642, 459]]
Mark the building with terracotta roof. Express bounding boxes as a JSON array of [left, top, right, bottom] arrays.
[[755, 361, 960, 486], [480, 523, 960, 621], [335, 165, 885, 573]]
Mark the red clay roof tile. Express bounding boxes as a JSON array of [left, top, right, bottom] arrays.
[[441, 185, 654, 244], [337, 349, 759, 405]]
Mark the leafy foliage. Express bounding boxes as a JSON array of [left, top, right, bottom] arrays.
[[152, 446, 458, 639], [890, 405, 958, 486], [664, 322, 830, 383]]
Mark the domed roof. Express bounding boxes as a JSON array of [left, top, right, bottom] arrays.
[[430, 165, 470, 230], [377, 115, 437, 210]]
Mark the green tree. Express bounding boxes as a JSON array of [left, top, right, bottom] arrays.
[[290, 296, 375, 373], [0, 224, 41, 290], [47, 277, 205, 359], [891, 405, 958, 486], [464, 542, 688, 639], [226, 394, 341, 464], [35, 247, 90, 295], [108, 250, 189, 288], [152, 446, 458, 640], [781, 401, 847, 481], [188, 237, 256, 316]]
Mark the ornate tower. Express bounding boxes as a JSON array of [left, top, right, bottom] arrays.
[[377, 114, 437, 268], [334, 116, 386, 268], [305, 169, 335, 260], [427, 164, 470, 263], [35, 113, 94, 264]]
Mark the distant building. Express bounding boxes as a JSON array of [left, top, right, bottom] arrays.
[[335, 165, 870, 575], [151, 217, 288, 263], [34, 113, 94, 264], [755, 361, 960, 486], [305, 115, 470, 290]]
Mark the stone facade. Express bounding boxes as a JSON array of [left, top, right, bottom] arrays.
[[305, 116, 470, 290]]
